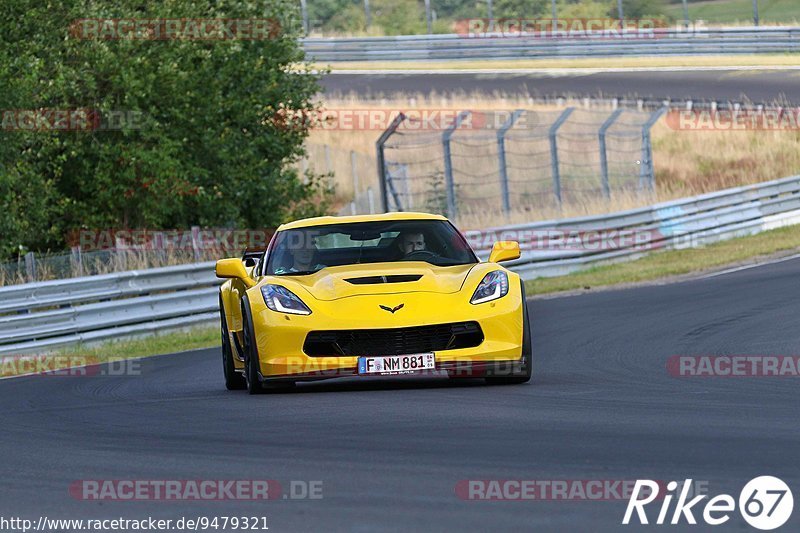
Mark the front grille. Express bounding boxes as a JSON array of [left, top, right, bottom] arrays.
[[304, 321, 484, 357]]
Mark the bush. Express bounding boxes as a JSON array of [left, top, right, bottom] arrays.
[[0, 0, 331, 259]]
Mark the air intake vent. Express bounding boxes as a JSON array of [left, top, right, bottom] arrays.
[[304, 321, 484, 357], [345, 275, 422, 285]]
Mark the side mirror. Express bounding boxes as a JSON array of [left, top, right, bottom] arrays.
[[488, 241, 520, 263], [215, 258, 256, 288]]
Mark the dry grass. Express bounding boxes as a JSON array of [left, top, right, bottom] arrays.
[[306, 94, 800, 229], [0, 247, 226, 287]]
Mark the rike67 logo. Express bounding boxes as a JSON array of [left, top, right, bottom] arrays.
[[623, 477, 793, 530]]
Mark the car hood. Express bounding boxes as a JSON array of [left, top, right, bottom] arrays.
[[270, 262, 478, 302]]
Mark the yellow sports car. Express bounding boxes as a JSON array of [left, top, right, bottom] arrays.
[[216, 212, 531, 394]]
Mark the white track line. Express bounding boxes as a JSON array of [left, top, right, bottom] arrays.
[[694, 252, 800, 281]]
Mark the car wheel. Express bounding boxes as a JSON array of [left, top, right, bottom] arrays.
[[241, 296, 266, 395], [220, 296, 246, 390], [486, 281, 532, 385]]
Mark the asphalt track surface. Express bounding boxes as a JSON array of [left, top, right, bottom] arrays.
[[322, 69, 800, 104], [2, 258, 800, 532]]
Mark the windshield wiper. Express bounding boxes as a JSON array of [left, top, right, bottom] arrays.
[[274, 269, 321, 276]]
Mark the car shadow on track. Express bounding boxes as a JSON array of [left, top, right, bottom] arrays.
[[254, 376, 527, 395]]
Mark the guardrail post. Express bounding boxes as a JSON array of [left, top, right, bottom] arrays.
[[375, 113, 407, 213], [442, 111, 472, 220], [599, 109, 624, 199], [497, 110, 524, 215], [549, 107, 575, 206], [640, 107, 668, 192]]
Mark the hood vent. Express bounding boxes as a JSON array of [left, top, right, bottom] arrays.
[[345, 274, 422, 285]]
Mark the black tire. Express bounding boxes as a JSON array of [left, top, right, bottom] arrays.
[[241, 296, 267, 395], [486, 281, 532, 385], [220, 295, 246, 390]]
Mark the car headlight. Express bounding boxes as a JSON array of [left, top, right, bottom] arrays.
[[470, 270, 509, 304], [261, 284, 312, 315]]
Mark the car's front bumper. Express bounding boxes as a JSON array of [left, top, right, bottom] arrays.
[[248, 285, 526, 379]]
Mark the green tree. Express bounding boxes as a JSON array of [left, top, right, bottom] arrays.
[[0, 0, 330, 259]]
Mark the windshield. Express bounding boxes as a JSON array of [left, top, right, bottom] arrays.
[[266, 220, 477, 275]]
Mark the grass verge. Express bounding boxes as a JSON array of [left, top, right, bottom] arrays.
[[664, 0, 800, 25], [320, 54, 800, 71], [525, 224, 800, 296], [1, 326, 218, 378]]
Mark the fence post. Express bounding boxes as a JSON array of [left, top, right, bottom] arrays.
[[71, 246, 83, 277], [549, 107, 575, 205], [442, 111, 472, 220], [153, 231, 167, 265], [497, 109, 524, 216], [324, 144, 332, 174], [114, 235, 127, 271], [367, 187, 375, 214], [598, 109, 624, 199], [300, 0, 309, 34], [682, 0, 690, 29], [375, 113, 407, 213], [425, 0, 432, 34], [640, 107, 668, 192], [24, 252, 36, 282], [350, 150, 360, 196], [191, 225, 201, 262]]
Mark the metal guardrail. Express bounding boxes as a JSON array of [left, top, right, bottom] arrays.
[[2, 174, 800, 355], [303, 27, 800, 61], [469, 174, 800, 278], [0, 263, 219, 355]]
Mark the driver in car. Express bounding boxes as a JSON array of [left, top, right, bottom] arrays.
[[274, 237, 325, 274], [398, 231, 427, 258]]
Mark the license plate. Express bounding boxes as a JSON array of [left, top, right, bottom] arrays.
[[358, 353, 435, 375]]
